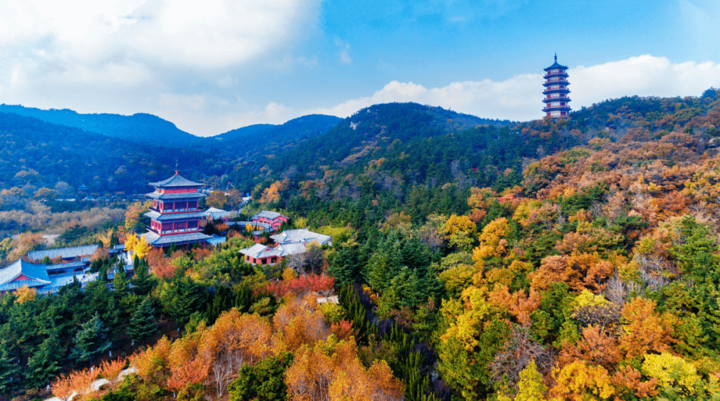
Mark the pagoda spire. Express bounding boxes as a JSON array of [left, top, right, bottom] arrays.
[[175, 158, 179, 175], [542, 55, 571, 119]]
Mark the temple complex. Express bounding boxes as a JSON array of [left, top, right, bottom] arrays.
[[143, 171, 211, 249]]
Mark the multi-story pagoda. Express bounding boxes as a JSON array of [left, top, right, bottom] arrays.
[[543, 54, 571, 119], [143, 170, 210, 250]]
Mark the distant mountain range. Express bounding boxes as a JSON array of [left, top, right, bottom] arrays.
[[0, 102, 514, 194]]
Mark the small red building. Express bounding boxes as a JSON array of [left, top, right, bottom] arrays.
[[251, 211, 289, 231], [143, 171, 211, 249], [543, 55, 571, 119]]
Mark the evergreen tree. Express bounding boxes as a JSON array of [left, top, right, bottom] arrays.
[[227, 352, 293, 401], [206, 286, 233, 324], [0, 347, 21, 395], [163, 276, 207, 326], [128, 298, 157, 343], [71, 312, 111, 365], [113, 266, 130, 295], [132, 259, 155, 296], [233, 282, 254, 313], [25, 331, 62, 388]]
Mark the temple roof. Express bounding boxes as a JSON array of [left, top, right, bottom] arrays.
[[149, 173, 204, 188], [28, 244, 99, 262], [143, 231, 211, 246], [239, 243, 307, 259], [252, 210, 287, 220], [0, 259, 51, 292], [145, 210, 208, 221], [271, 228, 332, 246], [146, 191, 205, 200]]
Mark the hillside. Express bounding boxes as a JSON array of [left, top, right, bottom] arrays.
[[0, 104, 201, 148], [0, 112, 213, 197], [4, 90, 720, 401], [212, 114, 341, 143], [229, 102, 516, 190]]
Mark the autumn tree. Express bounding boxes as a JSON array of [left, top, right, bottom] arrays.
[[206, 190, 228, 209]]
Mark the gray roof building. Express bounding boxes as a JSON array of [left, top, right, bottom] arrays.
[[252, 211, 285, 220], [271, 228, 332, 246], [203, 207, 231, 220], [143, 231, 212, 247], [28, 244, 99, 262], [240, 243, 307, 259]]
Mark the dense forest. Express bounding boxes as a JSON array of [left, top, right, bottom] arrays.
[[2, 89, 720, 400]]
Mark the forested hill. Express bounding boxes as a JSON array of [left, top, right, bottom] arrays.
[[0, 104, 200, 147], [0, 112, 214, 196], [229, 102, 516, 190], [213, 114, 341, 143]]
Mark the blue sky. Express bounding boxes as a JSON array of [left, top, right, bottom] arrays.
[[1, 0, 719, 135]]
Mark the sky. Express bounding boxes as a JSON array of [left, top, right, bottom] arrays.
[[1, 0, 720, 136]]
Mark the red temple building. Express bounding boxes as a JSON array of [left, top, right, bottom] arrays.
[[143, 171, 211, 249], [543, 55, 571, 119]]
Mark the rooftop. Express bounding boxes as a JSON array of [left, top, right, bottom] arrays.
[[28, 244, 99, 261], [143, 231, 211, 246], [145, 210, 208, 221], [0, 259, 51, 292], [203, 207, 231, 220], [239, 243, 307, 259], [146, 191, 205, 200], [252, 210, 286, 220], [271, 228, 332, 246], [544, 55, 568, 71], [149, 173, 204, 188]]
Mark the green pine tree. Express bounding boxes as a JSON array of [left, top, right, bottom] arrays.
[[71, 312, 112, 365], [132, 260, 155, 296], [128, 298, 157, 343], [113, 266, 130, 295], [0, 347, 21, 395], [228, 352, 293, 401], [26, 331, 62, 388]]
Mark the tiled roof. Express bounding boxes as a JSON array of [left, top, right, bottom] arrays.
[[145, 211, 207, 221], [143, 231, 211, 246], [46, 260, 89, 271], [0, 259, 51, 291], [252, 211, 286, 220], [203, 207, 231, 220], [28, 244, 99, 261], [271, 228, 332, 246], [149, 173, 204, 188], [239, 243, 307, 259], [146, 192, 205, 200], [544, 60, 568, 71]]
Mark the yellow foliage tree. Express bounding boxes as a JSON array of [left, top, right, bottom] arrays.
[[641, 353, 701, 395], [124, 233, 138, 255], [473, 217, 509, 267], [133, 235, 152, 260], [550, 360, 615, 400], [15, 285, 37, 304]]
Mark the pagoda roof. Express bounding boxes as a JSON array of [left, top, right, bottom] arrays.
[[143, 231, 211, 246], [146, 191, 205, 200], [149, 173, 204, 188], [0, 259, 51, 292], [544, 56, 568, 71], [145, 211, 207, 221]]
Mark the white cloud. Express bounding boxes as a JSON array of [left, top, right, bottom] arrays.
[[310, 55, 720, 121], [334, 37, 352, 64]]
